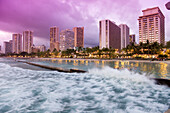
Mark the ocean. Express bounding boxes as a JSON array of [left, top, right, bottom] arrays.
[[0, 58, 169, 113]]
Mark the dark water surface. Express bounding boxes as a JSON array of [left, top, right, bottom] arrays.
[[29, 58, 170, 79]]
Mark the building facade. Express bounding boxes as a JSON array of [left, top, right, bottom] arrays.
[[31, 46, 40, 53], [12, 34, 22, 54], [73, 27, 84, 48], [50, 26, 59, 51], [119, 24, 129, 49], [36, 45, 46, 52], [129, 34, 136, 44], [4, 40, 12, 54], [138, 7, 165, 44], [60, 29, 74, 51], [23, 31, 33, 53], [99, 19, 121, 51]]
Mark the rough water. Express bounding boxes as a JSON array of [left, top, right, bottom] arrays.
[[0, 61, 170, 112]]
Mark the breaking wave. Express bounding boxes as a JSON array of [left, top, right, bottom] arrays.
[[0, 63, 169, 113]]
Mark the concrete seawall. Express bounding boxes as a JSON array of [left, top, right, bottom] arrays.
[[17, 60, 170, 87], [18, 60, 86, 73]]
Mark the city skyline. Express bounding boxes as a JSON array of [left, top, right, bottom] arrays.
[[0, 0, 169, 48]]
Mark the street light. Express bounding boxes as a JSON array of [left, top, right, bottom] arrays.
[[165, 2, 170, 10]]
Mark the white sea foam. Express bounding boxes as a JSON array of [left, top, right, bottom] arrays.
[[0, 63, 169, 113]]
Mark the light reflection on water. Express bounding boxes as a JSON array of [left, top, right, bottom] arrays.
[[30, 59, 170, 79]]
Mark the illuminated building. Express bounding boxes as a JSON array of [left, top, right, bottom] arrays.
[[12, 34, 22, 53], [73, 27, 84, 48], [23, 31, 33, 53], [50, 26, 59, 51], [31, 46, 40, 53], [138, 7, 165, 44], [36, 45, 46, 52], [31, 45, 46, 53], [60, 29, 74, 51], [99, 19, 121, 51], [119, 24, 130, 49], [4, 40, 12, 54]]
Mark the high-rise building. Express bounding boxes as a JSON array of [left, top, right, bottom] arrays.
[[99, 19, 121, 50], [23, 31, 33, 53], [50, 26, 59, 51], [12, 34, 22, 54], [129, 34, 136, 44], [60, 29, 74, 51], [119, 24, 130, 49], [73, 27, 84, 48], [4, 40, 12, 54], [36, 45, 46, 52], [31, 45, 40, 53], [138, 7, 165, 44]]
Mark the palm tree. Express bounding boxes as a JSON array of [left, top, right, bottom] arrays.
[[20, 52, 28, 57], [139, 42, 144, 54], [97, 50, 102, 58], [146, 40, 150, 54], [78, 47, 82, 52], [122, 48, 127, 54], [151, 42, 159, 54], [109, 48, 116, 59], [166, 41, 170, 48]]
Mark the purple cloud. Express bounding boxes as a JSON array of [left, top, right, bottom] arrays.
[[0, 0, 169, 48]]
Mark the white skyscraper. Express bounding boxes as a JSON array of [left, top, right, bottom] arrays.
[[12, 34, 22, 53], [60, 29, 74, 51], [119, 24, 130, 49], [23, 31, 33, 53]]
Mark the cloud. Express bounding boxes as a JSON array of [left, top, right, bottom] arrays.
[[0, 0, 143, 47]]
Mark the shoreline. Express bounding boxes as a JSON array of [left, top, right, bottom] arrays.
[[32, 57, 170, 64], [1, 57, 170, 87], [1, 57, 170, 64]]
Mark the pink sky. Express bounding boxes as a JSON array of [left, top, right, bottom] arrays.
[[0, 0, 169, 48]]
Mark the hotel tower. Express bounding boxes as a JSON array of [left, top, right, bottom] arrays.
[[99, 19, 121, 50], [73, 27, 84, 48], [119, 24, 130, 49], [138, 7, 165, 44], [4, 40, 13, 54], [60, 29, 74, 51], [50, 26, 59, 51], [12, 34, 22, 54], [23, 31, 33, 53]]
